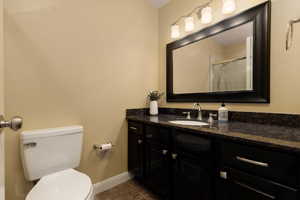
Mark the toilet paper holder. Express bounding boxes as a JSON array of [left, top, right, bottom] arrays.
[[93, 142, 115, 151]]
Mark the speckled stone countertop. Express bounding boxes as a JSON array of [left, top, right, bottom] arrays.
[[127, 114, 300, 155]]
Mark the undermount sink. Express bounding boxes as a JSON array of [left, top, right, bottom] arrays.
[[169, 120, 209, 126]]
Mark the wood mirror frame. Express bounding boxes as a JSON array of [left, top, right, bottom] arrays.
[[166, 2, 270, 103]]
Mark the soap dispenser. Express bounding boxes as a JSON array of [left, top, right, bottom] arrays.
[[218, 103, 228, 122]]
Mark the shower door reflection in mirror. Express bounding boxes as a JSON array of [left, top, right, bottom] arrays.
[[173, 22, 253, 94]]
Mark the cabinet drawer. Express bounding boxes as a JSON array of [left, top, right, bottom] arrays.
[[217, 167, 298, 200], [221, 142, 299, 187], [174, 131, 211, 155], [145, 125, 170, 145], [128, 122, 143, 135]]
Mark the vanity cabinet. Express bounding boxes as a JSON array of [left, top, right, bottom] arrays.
[[217, 141, 299, 200], [220, 142, 299, 187], [216, 168, 298, 200], [144, 125, 171, 198], [127, 120, 300, 200], [128, 121, 214, 200], [172, 131, 214, 200], [128, 122, 144, 180]]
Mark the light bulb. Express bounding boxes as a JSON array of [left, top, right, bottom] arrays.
[[184, 16, 194, 32], [201, 7, 212, 24], [171, 24, 180, 39], [222, 0, 236, 14]]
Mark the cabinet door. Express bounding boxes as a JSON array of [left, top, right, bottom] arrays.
[[145, 142, 170, 198], [172, 152, 212, 200], [217, 168, 298, 200], [128, 130, 143, 179]]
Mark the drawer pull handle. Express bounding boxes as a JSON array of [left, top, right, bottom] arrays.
[[129, 127, 137, 131], [236, 156, 269, 167], [235, 181, 276, 199], [138, 139, 143, 144], [146, 134, 153, 138]]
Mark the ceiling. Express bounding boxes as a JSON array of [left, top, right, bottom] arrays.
[[148, 0, 171, 8]]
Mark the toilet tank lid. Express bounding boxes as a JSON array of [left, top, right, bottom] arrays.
[[21, 126, 83, 141]]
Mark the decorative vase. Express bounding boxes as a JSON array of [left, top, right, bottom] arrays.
[[149, 100, 158, 115]]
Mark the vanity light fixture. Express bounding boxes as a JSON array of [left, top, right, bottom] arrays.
[[171, 24, 180, 39], [222, 0, 236, 14], [201, 6, 213, 24], [170, 0, 237, 39], [185, 16, 195, 32]]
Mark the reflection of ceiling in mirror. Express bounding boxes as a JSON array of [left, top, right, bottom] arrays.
[[213, 22, 253, 46]]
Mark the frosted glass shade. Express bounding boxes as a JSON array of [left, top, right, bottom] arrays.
[[201, 7, 212, 24], [222, 0, 236, 14], [185, 17, 195, 32], [171, 24, 180, 39]]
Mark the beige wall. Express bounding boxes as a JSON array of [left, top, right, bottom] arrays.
[[0, 0, 3, 114], [4, 0, 300, 199], [4, 0, 159, 199], [0, 0, 4, 198], [159, 0, 300, 114]]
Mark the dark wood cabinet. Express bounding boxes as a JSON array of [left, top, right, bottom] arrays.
[[144, 125, 171, 198], [221, 142, 299, 187], [172, 131, 214, 200], [127, 120, 300, 200], [172, 151, 212, 200], [144, 142, 170, 198], [128, 122, 144, 180], [216, 168, 298, 200]]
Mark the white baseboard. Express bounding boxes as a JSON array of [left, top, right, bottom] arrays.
[[93, 172, 134, 195]]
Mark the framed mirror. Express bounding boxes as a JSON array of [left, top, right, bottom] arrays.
[[166, 2, 270, 103]]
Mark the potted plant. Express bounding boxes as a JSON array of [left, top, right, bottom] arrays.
[[147, 91, 164, 115]]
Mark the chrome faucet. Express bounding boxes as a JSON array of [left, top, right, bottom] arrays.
[[193, 103, 202, 121]]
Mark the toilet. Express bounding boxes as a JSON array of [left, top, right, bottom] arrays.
[[20, 126, 94, 200]]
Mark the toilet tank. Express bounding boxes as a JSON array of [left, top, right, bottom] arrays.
[[20, 126, 83, 181]]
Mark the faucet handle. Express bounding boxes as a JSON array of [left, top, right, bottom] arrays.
[[182, 112, 191, 120], [208, 113, 217, 123], [209, 113, 217, 117]]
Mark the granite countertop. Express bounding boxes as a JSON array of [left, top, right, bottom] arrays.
[[126, 114, 300, 154]]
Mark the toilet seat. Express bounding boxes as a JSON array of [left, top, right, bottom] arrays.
[[26, 169, 93, 200]]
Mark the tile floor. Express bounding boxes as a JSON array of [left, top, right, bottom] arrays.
[[96, 180, 159, 200]]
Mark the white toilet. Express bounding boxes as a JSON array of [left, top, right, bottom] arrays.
[[20, 126, 94, 200]]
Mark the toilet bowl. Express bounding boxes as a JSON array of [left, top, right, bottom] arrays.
[[20, 126, 95, 200], [26, 169, 94, 200]]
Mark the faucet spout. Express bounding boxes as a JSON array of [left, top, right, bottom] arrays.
[[193, 103, 202, 121]]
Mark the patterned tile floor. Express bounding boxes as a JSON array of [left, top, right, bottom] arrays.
[[96, 180, 159, 200]]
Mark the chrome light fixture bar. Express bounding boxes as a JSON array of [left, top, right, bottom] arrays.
[[170, 0, 236, 39]]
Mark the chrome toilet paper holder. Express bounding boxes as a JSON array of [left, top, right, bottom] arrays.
[[93, 142, 115, 151]]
